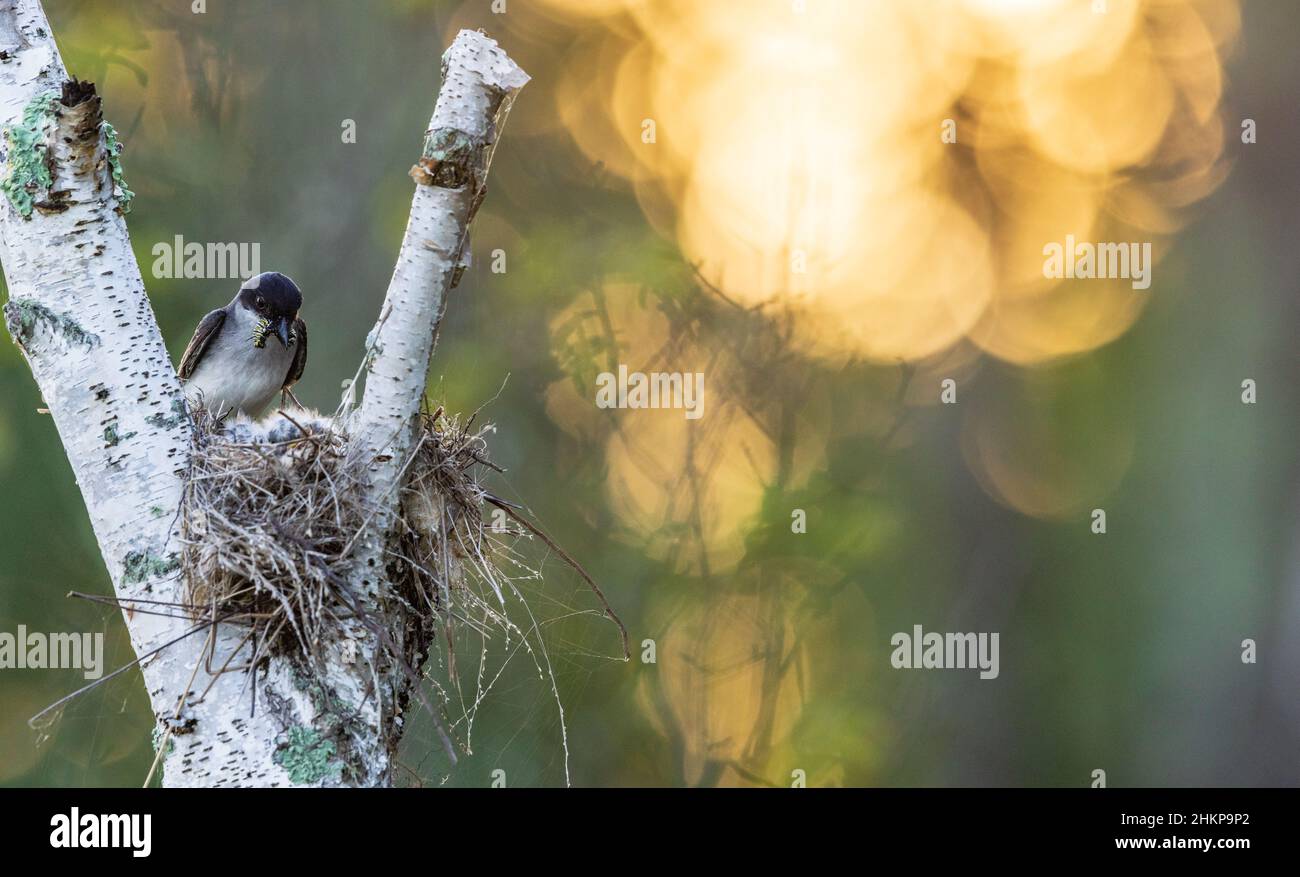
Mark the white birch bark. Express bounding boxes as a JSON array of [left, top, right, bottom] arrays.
[[0, 0, 527, 787], [341, 31, 528, 767], [350, 30, 528, 537]]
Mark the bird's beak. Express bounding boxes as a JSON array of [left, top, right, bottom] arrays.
[[273, 316, 293, 348]]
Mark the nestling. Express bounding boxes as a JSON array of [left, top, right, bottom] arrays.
[[178, 271, 307, 418]]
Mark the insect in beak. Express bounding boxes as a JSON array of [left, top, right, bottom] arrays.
[[251, 316, 272, 348]]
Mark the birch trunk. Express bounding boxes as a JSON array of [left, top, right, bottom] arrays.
[[343, 30, 528, 767], [0, 0, 527, 786]]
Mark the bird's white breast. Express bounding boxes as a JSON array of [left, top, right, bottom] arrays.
[[185, 305, 294, 418]]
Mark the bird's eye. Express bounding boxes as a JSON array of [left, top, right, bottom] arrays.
[[255, 296, 266, 311]]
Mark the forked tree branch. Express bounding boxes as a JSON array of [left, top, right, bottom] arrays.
[[0, 0, 527, 786]]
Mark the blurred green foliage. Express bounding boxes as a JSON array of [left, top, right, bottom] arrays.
[[0, 0, 1297, 787]]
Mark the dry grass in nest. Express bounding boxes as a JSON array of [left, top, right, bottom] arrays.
[[177, 400, 627, 785], [178, 404, 500, 667], [181, 406, 363, 657], [31, 399, 627, 784]]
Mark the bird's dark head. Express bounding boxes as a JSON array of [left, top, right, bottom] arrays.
[[238, 272, 302, 349]]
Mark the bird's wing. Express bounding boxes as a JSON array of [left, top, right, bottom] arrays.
[[283, 317, 307, 389], [177, 309, 226, 380]]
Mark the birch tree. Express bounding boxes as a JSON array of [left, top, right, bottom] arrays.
[[0, 0, 528, 786]]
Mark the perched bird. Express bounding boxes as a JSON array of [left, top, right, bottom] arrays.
[[178, 271, 307, 418]]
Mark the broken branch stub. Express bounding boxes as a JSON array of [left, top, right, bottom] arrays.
[[409, 30, 529, 195]]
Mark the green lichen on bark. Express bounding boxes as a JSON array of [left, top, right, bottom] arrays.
[[3, 298, 101, 348], [0, 91, 58, 218], [101, 121, 133, 213], [148, 728, 174, 786], [421, 127, 475, 164], [144, 397, 187, 429], [122, 549, 180, 584], [412, 127, 482, 188], [282, 663, 370, 784], [103, 422, 136, 447], [290, 665, 359, 743], [150, 726, 175, 756], [275, 726, 343, 785]]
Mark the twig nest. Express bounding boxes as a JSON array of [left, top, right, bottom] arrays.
[[178, 405, 494, 665]]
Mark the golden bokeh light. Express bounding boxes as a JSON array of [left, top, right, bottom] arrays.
[[961, 364, 1136, 519], [638, 591, 805, 786], [547, 285, 831, 575], [544, 0, 1238, 364], [604, 408, 774, 576]]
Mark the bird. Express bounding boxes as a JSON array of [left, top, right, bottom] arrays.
[[177, 271, 307, 419]]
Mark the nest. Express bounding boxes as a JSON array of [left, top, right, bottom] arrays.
[[179, 404, 498, 666], [177, 401, 627, 783]]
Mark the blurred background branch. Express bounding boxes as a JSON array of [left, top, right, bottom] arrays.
[[0, 0, 1296, 788]]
